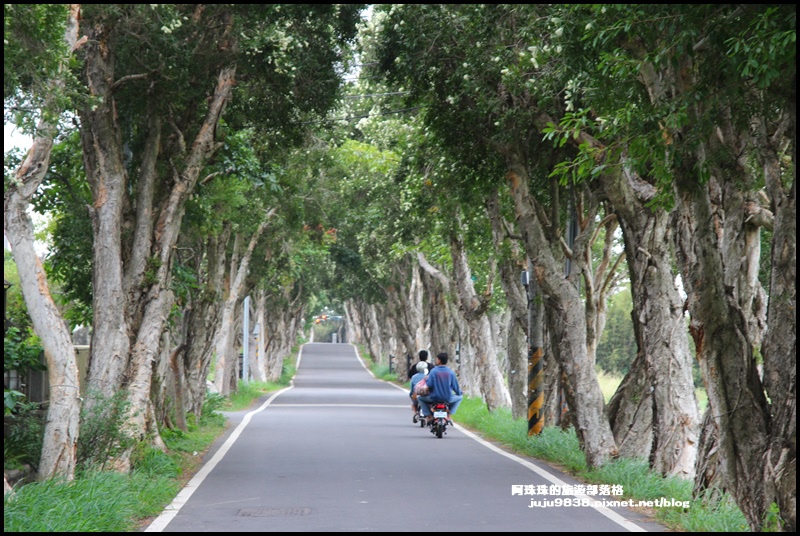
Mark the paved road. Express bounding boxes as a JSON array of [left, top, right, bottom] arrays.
[[145, 343, 668, 532]]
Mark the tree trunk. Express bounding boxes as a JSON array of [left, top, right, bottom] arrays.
[[385, 285, 408, 355], [5, 194, 81, 482], [417, 254, 453, 356], [693, 406, 725, 502], [80, 20, 133, 404], [416, 252, 476, 393], [409, 261, 429, 350], [344, 300, 364, 345], [450, 231, 511, 411], [505, 317, 528, 420], [606, 352, 653, 459], [244, 303, 259, 383], [214, 217, 272, 394], [79, 48, 238, 464], [541, 306, 564, 427], [601, 166, 700, 478], [634, 43, 789, 529], [507, 163, 617, 468], [672, 176, 771, 531], [489, 310, 509, 375], [252, 289, 268, 383], [486, 191, 529, 420], [169, 342, 189, 432], [757, 115, 796, 532], [183, 229, 229, 416], [213, 232, 241, 395], [561, 119, 699, 474], [364, 303, 385, 365], [4, 4, 82, 482], [385, 259, 426, 357]]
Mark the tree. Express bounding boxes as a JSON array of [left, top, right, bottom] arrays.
[[370, 3, 618, 467], [68, 4, 363, 466], [4, 4, 82, 481], [595, 286, 636, 377], [550, 5, 794, 529]]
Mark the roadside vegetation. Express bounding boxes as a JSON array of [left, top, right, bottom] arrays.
[[4, 398, 221, 531], [3, 342, 751, 532], [3, 354, 298, 532], [453, 398, 749, 532], [4, 5, 793, 531], [359, 343, 744, 533]]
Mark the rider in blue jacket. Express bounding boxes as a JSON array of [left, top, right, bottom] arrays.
[[418, 352, 462, 423]]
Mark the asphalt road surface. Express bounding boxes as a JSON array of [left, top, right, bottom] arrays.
[[145, 343, 669, 532]]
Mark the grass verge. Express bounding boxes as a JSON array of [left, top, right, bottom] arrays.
[[3, 353, 299, 532], [4, 345, 741, 532], [355, 343, 402, 383], [454, 397, 749, 532]]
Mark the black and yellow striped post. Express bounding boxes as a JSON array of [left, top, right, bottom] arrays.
[[527, 345, 544, 435], [523, 261, 545, 436]]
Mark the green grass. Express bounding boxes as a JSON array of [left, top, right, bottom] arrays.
[[597, 367, 708, 412], [3, 397, 229, 532], [222, 356, 298, 411], [3, 353, 299, 532], [454, 396, 749, 532], [4, 347, 735, 532], [224, 381, 277, 410], [3, 471, 178, 532], [596, 368, 623, 403], [355, 343, 401, 382]]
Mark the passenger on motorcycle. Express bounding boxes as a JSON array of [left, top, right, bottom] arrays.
[[407, 349, 433, 380], [418, 352, 462, 424], [409, 361, 429, 420]]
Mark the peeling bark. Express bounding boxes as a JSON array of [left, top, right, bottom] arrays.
[[449, 230, 511, 411], [602, 165, 700, 479], [78, 28, 239, 459], [214, 215, 273, 394], [506, 160, 617, 468], [80, 19, 132, 405], [673, 176, 771, 530], [4, 4, 82, 482]]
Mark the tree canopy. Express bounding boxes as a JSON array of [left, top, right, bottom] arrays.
[[4, 4, 794, 531]]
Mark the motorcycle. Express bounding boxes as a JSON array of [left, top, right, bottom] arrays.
[[427, 401, 452, 438]]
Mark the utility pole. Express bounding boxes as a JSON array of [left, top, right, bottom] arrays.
[[524, 259, 545, 436], [242, 295, 250, 384]]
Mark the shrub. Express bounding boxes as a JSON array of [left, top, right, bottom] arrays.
[[77, 390, 137, 471], [3, 399, 45, 473]]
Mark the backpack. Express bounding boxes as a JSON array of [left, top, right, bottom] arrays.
[[414, 375, 430, 396]]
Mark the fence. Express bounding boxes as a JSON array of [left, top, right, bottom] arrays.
[[3, 345, 90, 404]]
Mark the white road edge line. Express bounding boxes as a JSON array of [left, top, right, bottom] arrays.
[[144, 345, 305, 532], [148, 343, 645, 533], [454, 425, 648, 532], [377, 344, 646, 533]]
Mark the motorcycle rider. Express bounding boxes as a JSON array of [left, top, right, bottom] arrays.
[[409, 361, 429, 421], [418, 352, 462, 425], [407, 349, 433, 380]]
